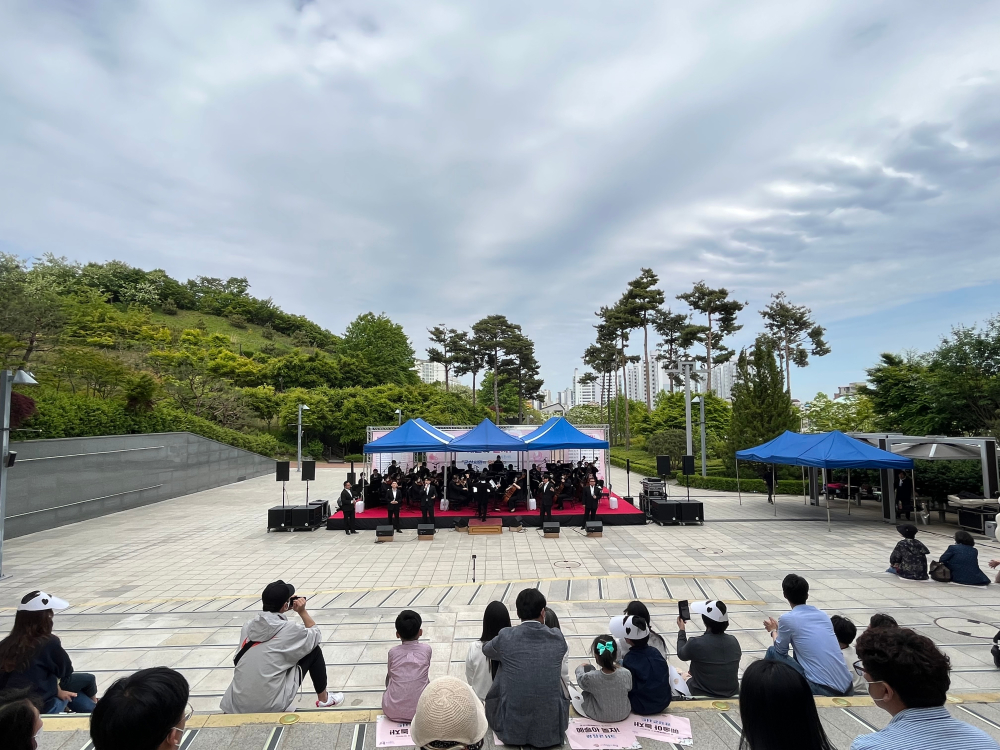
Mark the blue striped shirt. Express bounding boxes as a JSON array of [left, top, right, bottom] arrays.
[[850, 706, 1000, 750]]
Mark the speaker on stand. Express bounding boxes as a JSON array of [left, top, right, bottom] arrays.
[[682, 455, 695, 503], [656, 455, 672, 479], [301, 460, 316, 504]]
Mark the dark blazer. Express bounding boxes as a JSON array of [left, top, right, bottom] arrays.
[[539, 482, 556, 507], [484, 621, 568, 747], [339, 489, 355, 512], [420, 484, 439, 505], [384, 488, 402, 504], [939, 544, 990, 586], [0, 636, 72, 709]]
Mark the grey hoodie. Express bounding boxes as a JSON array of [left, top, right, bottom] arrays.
[[220, 611, 322, 713]]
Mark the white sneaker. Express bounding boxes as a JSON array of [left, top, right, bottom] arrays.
[[316, 692, 344, 708]]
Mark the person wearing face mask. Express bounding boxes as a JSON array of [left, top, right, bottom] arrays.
[[90, 667, 191, 750], [0, 687, 44, 750], [851, 627, 999, 750]]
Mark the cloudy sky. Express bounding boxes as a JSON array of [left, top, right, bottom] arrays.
[[2, 0, 999, 401]]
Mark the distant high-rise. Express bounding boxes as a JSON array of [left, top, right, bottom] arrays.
[[412, 358, 446, 385]]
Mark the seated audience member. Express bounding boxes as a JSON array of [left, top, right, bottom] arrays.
[[221, 580, 344, 713], [483, 588, 568, 747], [544, 607, 571, 689], [851, 627, 1000, 750], [611, 615, 671, 715], [763, 574, 853, 696], [739, 660, 837, 750], [938, 531, 991, 586], [466, 601, 511, 701], [615, 600, 669, 661], [89, 667, 191, 750], [411, 677, 489, 750], [0, 591, 98, 713], [570, 635, 632, 722], [676, 600, 741, 697], [868, 613, 898, 630], [382, 610, 432, 722], [887, 524, 929, 580], [830, 616, 867, 695], [0, 688, 43, 750]]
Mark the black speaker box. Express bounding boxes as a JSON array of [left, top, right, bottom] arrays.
[[542, 521, 560, 535], [268, 506, 293, 529], [649, 499, 705, 524], [417, 524, 435, 536], [376, 525, 394, 538], [276, 461, 290, 482], [301, 460, 316, 481], [347, 471, 357, 484], [308, 500, 329, 518], [682, 455, 695, 475], [679, 502, 704, 522], [656, 455, 672, 477], [291, 504, 324, 527], [585, 521, 603, 533]]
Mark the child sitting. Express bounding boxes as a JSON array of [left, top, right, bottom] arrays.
[[612, 615, 671, 715], [571, 635, 633, 722], [382, 610, 432, 722], [831, 615, 866, 695]]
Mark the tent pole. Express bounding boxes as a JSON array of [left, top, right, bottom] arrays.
[[847, 468, 851, 516], [802, 466, 806, 505], [823, 467, 830, 532], [736, 459, 742, 506]]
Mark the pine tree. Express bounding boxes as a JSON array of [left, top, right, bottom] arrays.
[[760, 292, 830, 397], [726, 336, 799, 465], [624, 268, 665, 411], [677, 281, 746, 392]]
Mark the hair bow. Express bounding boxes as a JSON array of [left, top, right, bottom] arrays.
[[596, 641, 614, 655]]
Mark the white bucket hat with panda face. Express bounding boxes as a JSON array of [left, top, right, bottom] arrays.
[[17, 590, 69, 612]]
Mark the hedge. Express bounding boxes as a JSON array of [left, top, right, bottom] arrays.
[[609, 455, 659, 477], [672, 471, 803, 495], [19, 390, 293, 458]]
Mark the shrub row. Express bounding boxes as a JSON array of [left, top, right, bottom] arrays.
[[671, 471, 803, 495], [19, 391, 292, 458]]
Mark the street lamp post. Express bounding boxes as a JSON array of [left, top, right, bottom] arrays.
[[395, 409, 402, 426], [296, 404, 310, 472], [1, 368, 39, 578], [692, 395, 707, 478]]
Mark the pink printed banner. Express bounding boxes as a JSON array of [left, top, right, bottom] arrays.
[[375, 716, 413, 747], [565, 718, 640, 750]]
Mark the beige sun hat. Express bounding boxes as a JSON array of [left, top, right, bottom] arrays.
[[409, 676, 489, 749]]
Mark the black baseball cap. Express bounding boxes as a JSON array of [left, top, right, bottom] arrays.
[[262, 580, 295, 612]]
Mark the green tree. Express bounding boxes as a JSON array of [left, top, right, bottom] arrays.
[[677, 281, 746, 392], [505, 331, 543, 423], [452, 331, 486, 408], [625, 268, 665, 411], [863, 353, 938, 435], [760, 292, 830, 397], [471, 315, 519, 422], [340, 313, 418, 387], [725, 337, 799, 468], [602, 299, 642, 449], [645, 429, 687, 468], [477, 372, 520, 420], [583, 324, 618, 437], [644, 391, 731, 439], [427, 324, 462, 392], [652, 307, 687, 393], [0, 253, 66, 366], [240, 385, 282, 430], [800, 392, 876, 433]]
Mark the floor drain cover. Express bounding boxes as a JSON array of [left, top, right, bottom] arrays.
[[934, 617, 999, 639], [697, 548, 725, 555], [554, 560, 582, 568]]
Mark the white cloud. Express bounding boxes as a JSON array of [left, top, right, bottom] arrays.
[[0, 0, 999, 400]]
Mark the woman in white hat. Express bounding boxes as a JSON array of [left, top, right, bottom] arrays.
[[0, 591, 98, 713], [410, 676, 489, 750]]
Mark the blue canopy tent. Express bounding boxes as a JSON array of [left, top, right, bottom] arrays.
[[362, 418, 453, 454], [521, 417, 610, 450], [734, 430, 914, 529], [446, 418, 527, 453]]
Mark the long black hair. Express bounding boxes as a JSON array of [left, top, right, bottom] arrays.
[[480, 601, 511, 680], [0, 688, 41, 750], [0, 607, 54, 674], [739, 660, 836, 750]]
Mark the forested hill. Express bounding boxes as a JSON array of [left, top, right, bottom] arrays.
[[0, 255, 487, 457]]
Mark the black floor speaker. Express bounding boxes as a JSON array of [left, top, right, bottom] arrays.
[[267, 504, 324, 531], [649, 499, 704, 525], [542, 521, 560, 537], [417, 524, 435, 536], [376, 525, 394, 541]]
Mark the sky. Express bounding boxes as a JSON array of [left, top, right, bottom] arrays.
[[1, 0, 999, 402]]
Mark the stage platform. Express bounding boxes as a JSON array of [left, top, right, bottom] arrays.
[[326, 491, 646, 530]]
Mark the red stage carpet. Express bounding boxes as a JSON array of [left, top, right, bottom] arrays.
[[326, 491, 644, 531]]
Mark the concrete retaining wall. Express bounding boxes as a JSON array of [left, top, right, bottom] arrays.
[[4, 433, 274, 538]]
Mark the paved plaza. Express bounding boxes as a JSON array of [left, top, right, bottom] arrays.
[[4, 466, 1000, 749]]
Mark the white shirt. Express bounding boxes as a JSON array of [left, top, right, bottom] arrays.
[[465, 641, 493, 700]]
